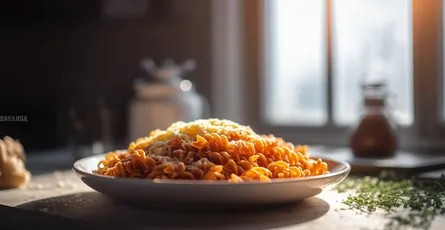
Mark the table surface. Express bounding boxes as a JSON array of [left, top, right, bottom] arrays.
[[1, 150, 445, 230]]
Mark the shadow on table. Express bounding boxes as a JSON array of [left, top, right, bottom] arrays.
[[17, 192, 330, 230]]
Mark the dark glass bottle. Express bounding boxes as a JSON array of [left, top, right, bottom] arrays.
[[349, 82, 398, 158]]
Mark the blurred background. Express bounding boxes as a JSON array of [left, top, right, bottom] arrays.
[[0, 0, 212, 153], [0, 0, 444, 158]]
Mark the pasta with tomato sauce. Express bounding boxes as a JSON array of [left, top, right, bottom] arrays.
[[94, 119, 329, 182]]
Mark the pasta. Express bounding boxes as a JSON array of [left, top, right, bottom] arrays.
[[94, 119, 329, 182]]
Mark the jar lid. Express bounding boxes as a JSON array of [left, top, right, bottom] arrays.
[[140, 58, 196, 83], [134, 83, 179, 99], [133, 58, 197, 98]]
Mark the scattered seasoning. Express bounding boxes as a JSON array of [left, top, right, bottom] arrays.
[[335, 174, 445, 230]]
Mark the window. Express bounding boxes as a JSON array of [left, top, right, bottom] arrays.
[[212, 0, 445, 150], [265, 0, 327, 125], [332, 0, 412, 125], [266, 0, 412, 126]]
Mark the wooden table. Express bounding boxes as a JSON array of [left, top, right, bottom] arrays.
[[1, 150, 445, 230]]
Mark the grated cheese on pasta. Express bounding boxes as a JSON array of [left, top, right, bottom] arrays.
[[95, 119, 329, 182]]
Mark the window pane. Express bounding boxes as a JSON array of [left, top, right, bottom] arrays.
[[265, 0, 326, 125], [333, 0, 413, 125]]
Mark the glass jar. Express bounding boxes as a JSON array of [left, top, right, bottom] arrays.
[[127, 58, 211, 141], [349, 82, 398, 158]]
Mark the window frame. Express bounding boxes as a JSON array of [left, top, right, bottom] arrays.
[[211, 0, 445, 151]]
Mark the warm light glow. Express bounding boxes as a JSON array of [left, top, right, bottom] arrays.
[[180, 80, 192, 91]]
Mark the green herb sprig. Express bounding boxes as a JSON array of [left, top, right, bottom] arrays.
[[335, 174, 445, 230]]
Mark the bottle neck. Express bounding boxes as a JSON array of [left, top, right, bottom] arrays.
[[363, 98, 387, 114], [364, 98, 385, 107]]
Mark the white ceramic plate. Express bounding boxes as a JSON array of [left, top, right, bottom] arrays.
[[73, 153, 350, 207]]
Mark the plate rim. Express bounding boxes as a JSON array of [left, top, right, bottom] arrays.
[[73, 152, 351, 186]]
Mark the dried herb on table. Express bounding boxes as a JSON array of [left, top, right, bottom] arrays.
[[335, 174, 445, 230]]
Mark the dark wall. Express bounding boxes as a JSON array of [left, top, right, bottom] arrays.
[[0, 0, 211, 151]]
